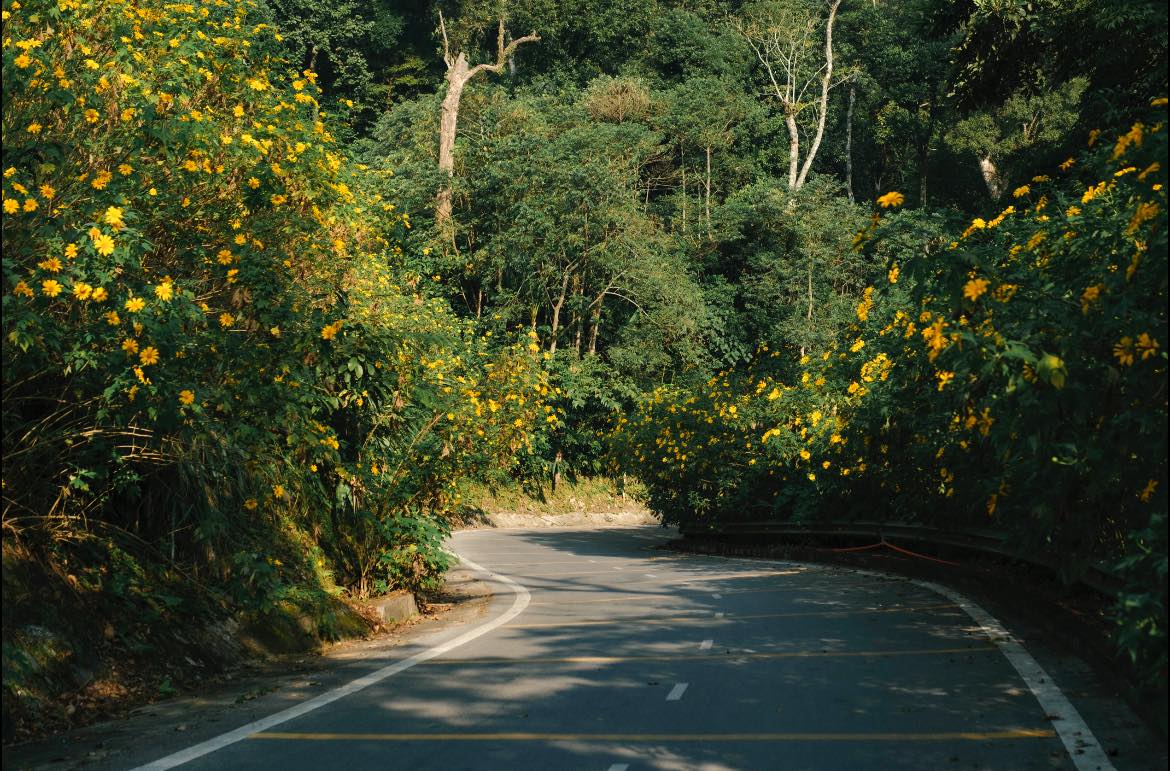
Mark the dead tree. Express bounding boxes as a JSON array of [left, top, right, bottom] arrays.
[[436, 13, 539, 227]]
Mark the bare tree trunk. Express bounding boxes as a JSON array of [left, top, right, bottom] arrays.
[[548, 269, 571, 355], [572, 275, 584, 354], [435, 15, 539, 228], [785, 113, 801, 190], [978, 155, 1004, 200], [794, 0, 842, 190], [845, 84, 855, 203], [705, 145, 713, 240], [588, 299, 602, 355], [436, 59, 467, 225]]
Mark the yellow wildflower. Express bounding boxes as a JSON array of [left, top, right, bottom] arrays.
[[962, 278, 989, 301]]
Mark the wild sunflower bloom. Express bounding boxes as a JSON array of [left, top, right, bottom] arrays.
[[125, 296, 146, 313], [876, 191, 904, 208], [38, 257, 62, 272], [91, 287, 108, 302], [179, 389, 195, 406], [3, 199, 18, 214], [1113, 337, 1135, 366], [41, 279, 63, 297], [216, 249, 234, 265], [1012, 185, 1030, 198], [104, 311, 121, 325], [963, 278, 990, 301], [139, 346, 160, 366], [13, 280, 33, 297], [65, 243, 78, 259], [104, 206, 124, 228], [1135, 332, 1159, 360], [72, 282, 94, 300], [936, 370, 955, 390], [121, 338, 139, 354], [93, 233, 116, 255], [154, 282, 174, 301], [219, 312, 234, 328]]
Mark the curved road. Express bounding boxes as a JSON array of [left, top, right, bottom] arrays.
[[134, 525, 1121, 770]]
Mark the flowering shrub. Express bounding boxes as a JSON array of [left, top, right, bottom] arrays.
[[613, 101, 1168, 688], [2, 0, 544, 605]]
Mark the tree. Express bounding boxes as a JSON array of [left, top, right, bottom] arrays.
[[435, 11, 539, 228], [734, 0, 850, 191]]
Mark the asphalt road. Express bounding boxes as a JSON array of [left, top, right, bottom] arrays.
[[120, 525, 1129, 771]]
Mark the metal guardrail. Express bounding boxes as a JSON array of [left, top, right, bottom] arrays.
[[678, 520, 1122, 596]]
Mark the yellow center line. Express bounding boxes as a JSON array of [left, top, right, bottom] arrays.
[[250, 729, 1055, 743], [525, 579, 895, 605], [527, 585, 935, 606], [416, 645, 996, 666], [508, 603, 961, 629]]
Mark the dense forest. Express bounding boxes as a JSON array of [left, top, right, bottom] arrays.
[[2, 0, 1167, 733]]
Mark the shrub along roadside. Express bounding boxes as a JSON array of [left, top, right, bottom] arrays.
[[2, 0, 545, 736], [611, 102, 1168, 692]]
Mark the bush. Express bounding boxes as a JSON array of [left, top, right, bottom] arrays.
[[613, 101, 1168, 689], [2, 0, 545, 611]]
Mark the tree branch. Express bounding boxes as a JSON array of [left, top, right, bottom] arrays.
[[438, 9, 452, 68], [466, 20, 540, 81]]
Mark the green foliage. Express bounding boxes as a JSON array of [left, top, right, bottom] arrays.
[[2, 0, 545, 618], [613, 104, 1169, 689]]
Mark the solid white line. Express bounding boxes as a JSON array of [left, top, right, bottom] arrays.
[[687, 551, 1114, 771], [909, 577, 1115, 771], [607, 764, 630, 771], [700, 639, 713, 650], [645, 573, 657, 577], [666, 683, 689, 701], [130, 553, 531, 770]]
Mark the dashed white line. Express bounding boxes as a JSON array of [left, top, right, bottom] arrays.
[[712, 593, 723, 599], [607, 764, 630, 771], [666, 683, 689, 701], [645, 573, 657, 577], [700, 639, 713, 650], [715, 612, 725, 619]]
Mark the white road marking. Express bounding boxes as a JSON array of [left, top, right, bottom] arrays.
[[607, 764, 630, 771], [700, 639, 713, 650], [909, 577, 1115, 771], [707, 552, 1115, 771], [645, 573, 657, 577], [666, 683, 689, 701], [130, 552, 531, 770], [712, 593, 722, 599]]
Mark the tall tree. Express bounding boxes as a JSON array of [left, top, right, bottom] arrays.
[[435, 11, 539, 228], [734, 0, 848, 191]]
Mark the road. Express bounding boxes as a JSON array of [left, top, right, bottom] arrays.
[[130, 525, 1120, 770]]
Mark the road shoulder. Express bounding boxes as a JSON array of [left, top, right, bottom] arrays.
[[1, 566, 494, 771]]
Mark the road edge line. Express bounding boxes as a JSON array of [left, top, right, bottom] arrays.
[[130, 551, 530, 770], [907, 576, 1114, 771], [686, 552, 1114, 771]]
